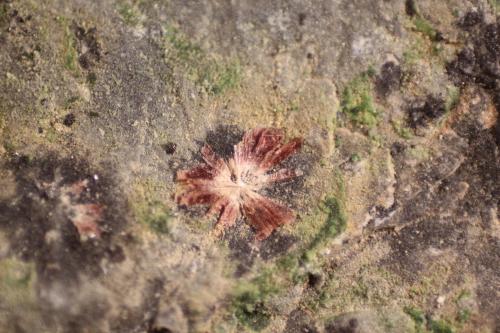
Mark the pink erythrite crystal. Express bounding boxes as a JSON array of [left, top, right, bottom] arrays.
[[71, 203, 103, 239], [62, 179, 103, 239], [176, 127, 303, 240]]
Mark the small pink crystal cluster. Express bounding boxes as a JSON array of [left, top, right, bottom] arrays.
[[176, 128, 303, 240], [62, 179, 103, 239]]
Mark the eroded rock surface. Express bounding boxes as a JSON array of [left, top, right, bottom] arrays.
[[0, 0, 498, 332]]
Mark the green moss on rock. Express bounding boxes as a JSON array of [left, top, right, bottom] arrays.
[[200, 62, 241, 95], [341, 70, 378, 129], [444, 85, 460, 112], [0, 258, 38, 315], [117, 3, 140, 26], [56, 16, 79, 75], [404, 306, 425, 333], [456, 309, 470, 324], [402, 37, 427, 67], [165, 26, 202, 62], [130, 180, 172, 235], [164, 26, 241, 96], [413, 16, 439, 41], [140, 200, 172, 235], [133, 198, 172, 235], [489, 0, 500, 12], [304, 197, 347, 261], [391, 120, 413, 139], [430, 319, 454, 333], [0, 3, 8, 28], [232, 272, 280, 331]]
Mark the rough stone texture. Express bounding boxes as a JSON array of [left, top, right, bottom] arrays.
[[325, 309, 415, 333], [0, 0, 499, 333]]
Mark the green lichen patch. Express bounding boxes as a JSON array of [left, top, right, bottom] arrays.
[[455, 289, 471, 302], [444, 85, 460, 112], [64, 36, 78, 73], [456, 309, 470, 324], [429, 319, 454, 333], [64, 96, 81, 109], [86, 72, 97, 86], [44, 127, 60, 143], [117, 3, 140, 26], [0, 257, 38, 311], [130, 180, 173, 235], [405, 1, 440, 43], [391, 120, 413, 139], [413, 16, 439, 42], [0, 3, 8, 28], [402, 36, 427, 68], [56, 16, 79, 75], [489, 0, 500, 12], [404, 306, 425, 333], [232, 271, 280, 331], [294, 169, 347, 257], [406, 145, 430, 161], [303, 196, 347, 261], [275, 254, 304, 284], [0, 108, 5, 135], [2, 139, 16, 153], [404, 306, 457, 333], [400, 284, 477, 332], [303, 263, 404, 319], [0, 257, 42, 331], [164, 26, 241, 96], [453, 289, 473, 326], [431, 85, 460, 128], [0, 258, 35, 292], [199, 61, 241, 95], [401, 17, 446, 77], [341, 70, 379, 129], [137, 200, 172, 235], [165, 26, 203, 63]]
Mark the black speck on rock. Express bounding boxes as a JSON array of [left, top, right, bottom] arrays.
[[71, 23, 101, 70], [162, 142, 177, 155], [325, 315, 359, 333], [376, 61, 402, 97], [306, 272, 323, 289], [433, 31, 445, 42], [298, 13, 307, 26], [459, 11, 483, 29], [390, 142, 406, 158], [285, 309, 319, 333], [63, 113, 76, 127], [407, 95, 446, 128], [203, 124, 244, 160], [405, 0, 417, 17], [148, 328, 173, 333]]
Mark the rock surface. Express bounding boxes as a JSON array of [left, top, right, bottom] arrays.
[[0, 0, 498, 332]]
